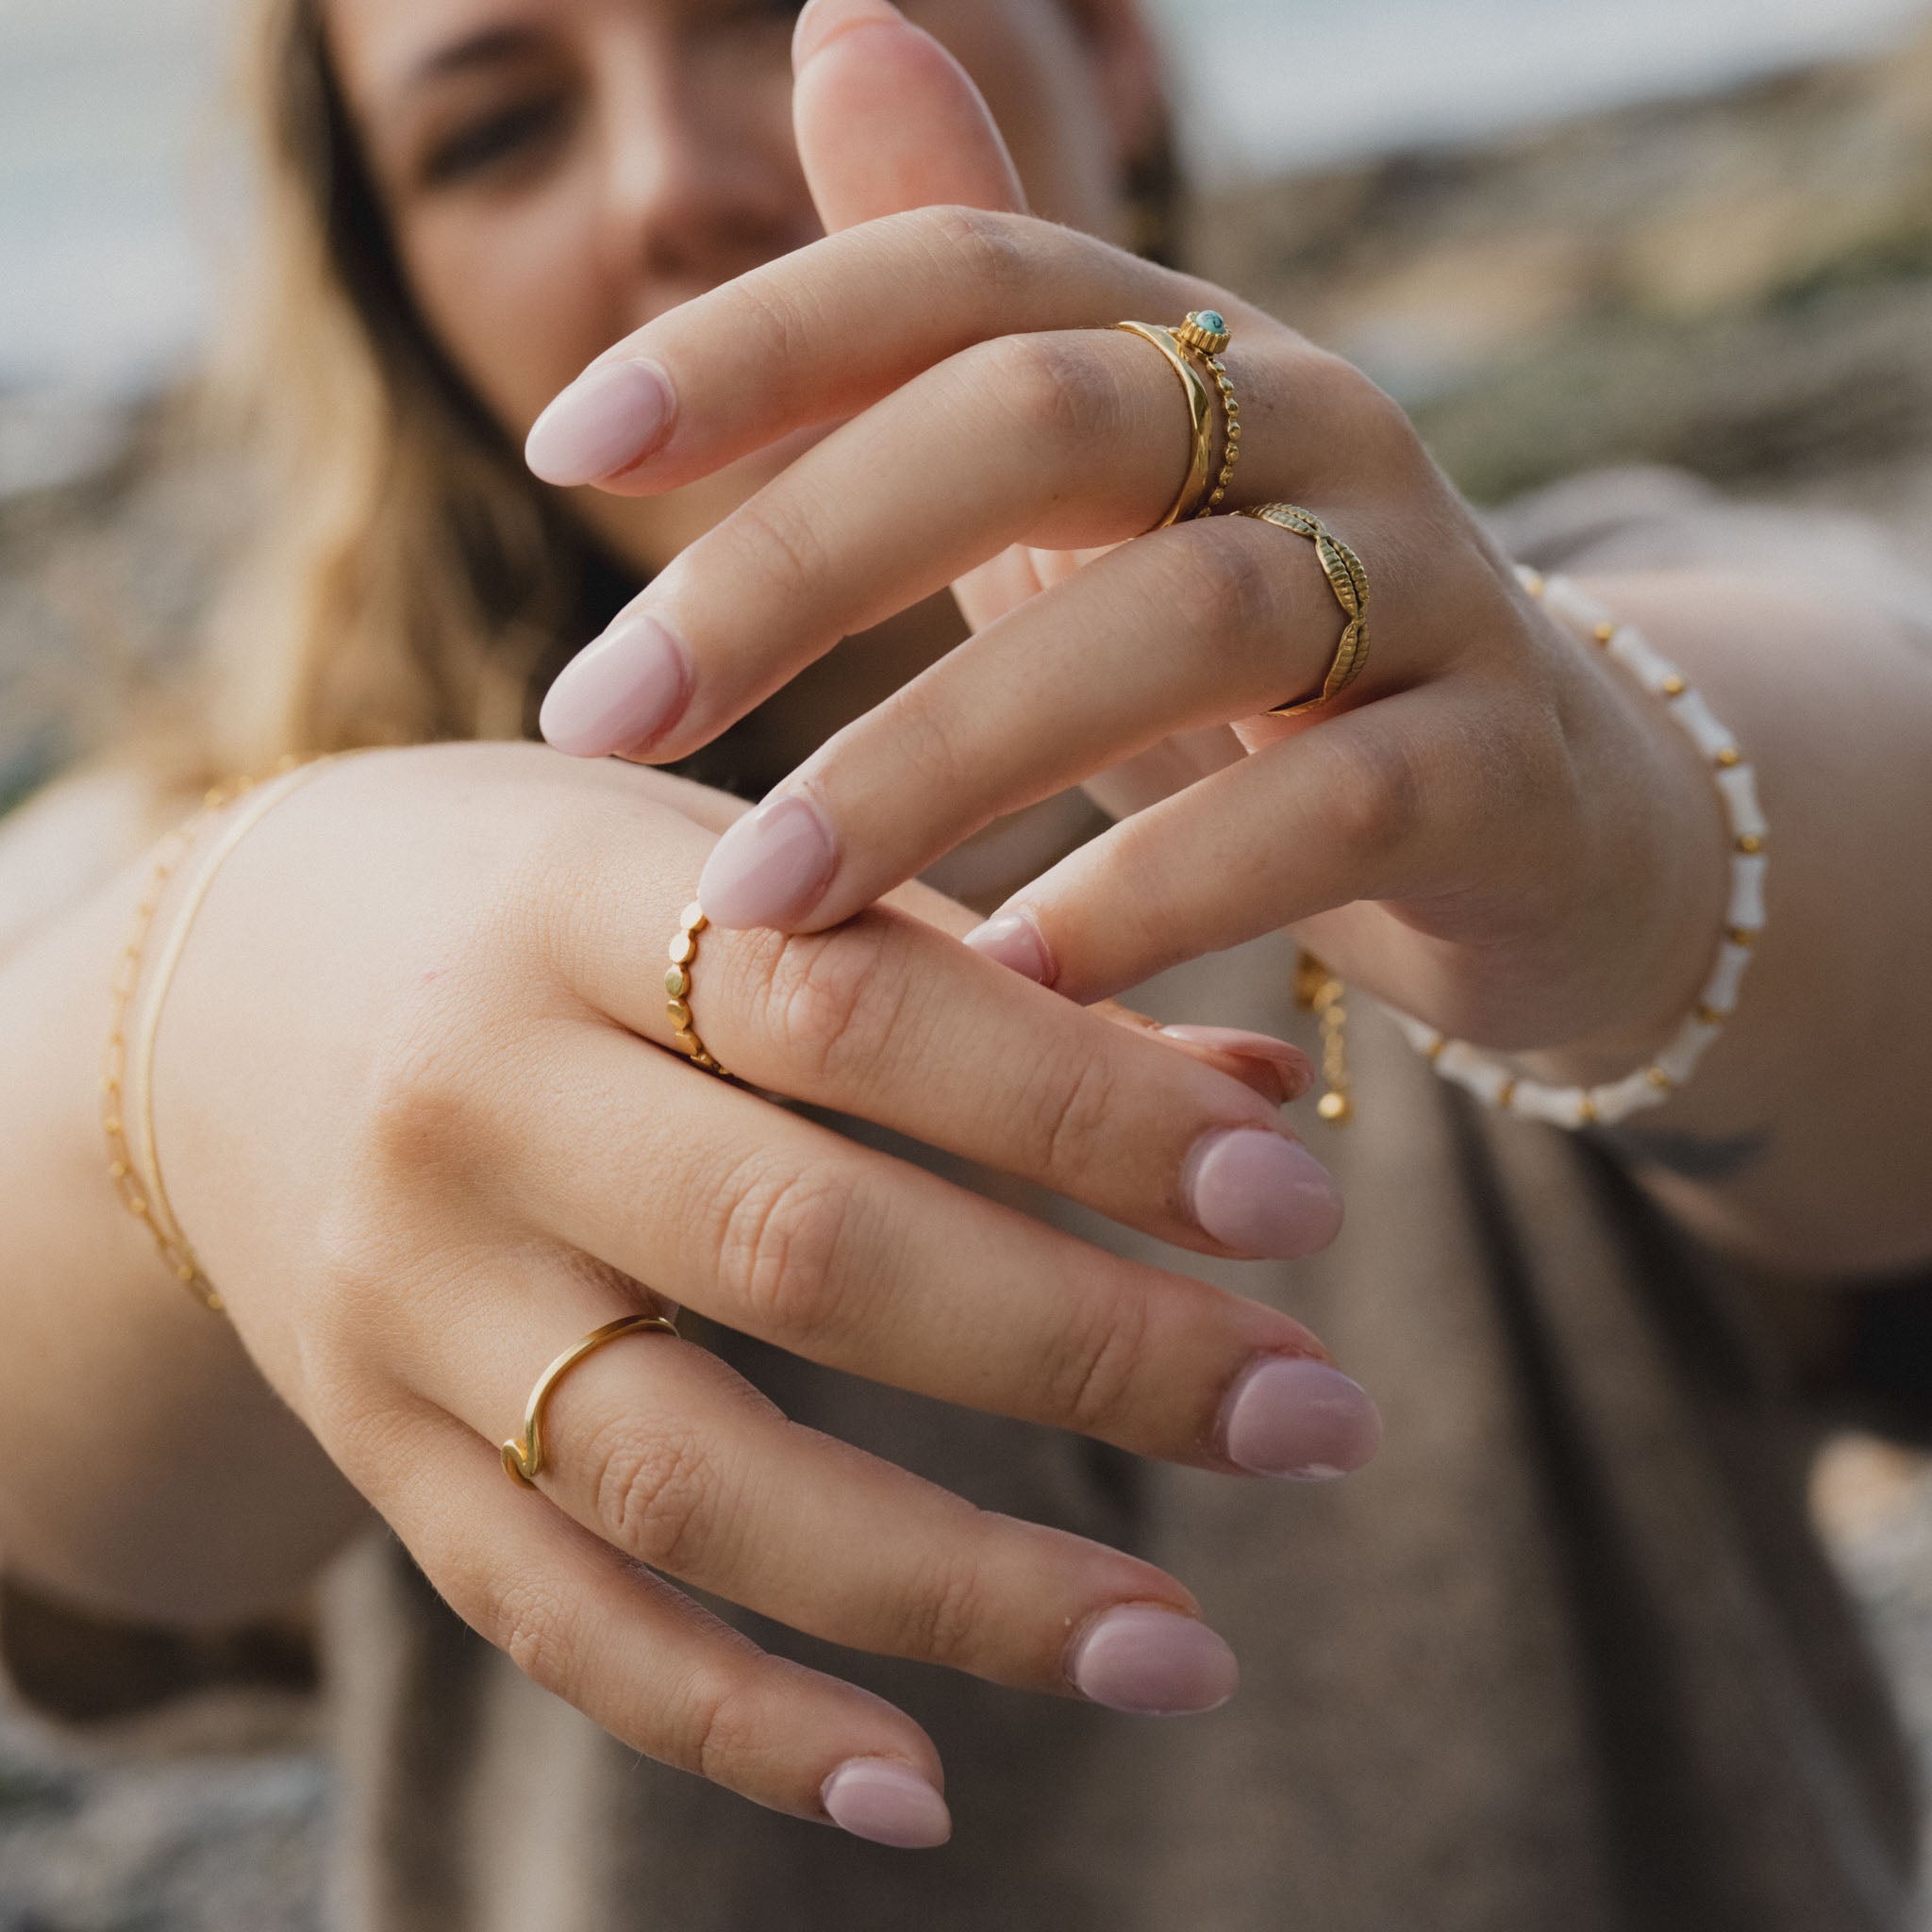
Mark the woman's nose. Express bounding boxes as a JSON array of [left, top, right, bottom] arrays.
[[595, 33, 811, 300]]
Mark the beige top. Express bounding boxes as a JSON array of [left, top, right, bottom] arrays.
[[5, 471, 1928, 1930]]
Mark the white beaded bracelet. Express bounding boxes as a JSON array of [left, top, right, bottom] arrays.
[[1385, 567, 1767, 1129]]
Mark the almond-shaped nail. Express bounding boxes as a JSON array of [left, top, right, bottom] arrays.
[[540, 613, 692, 758], [525, 359, 675, 487], [961, 910, 1054, 985], [1067, 1606, 1239, 1715], [821, 1758, 952, 1849], [1219, 1356, 1382, 1479], [1158, 1026, 1314, 1105], [1184, 1128, 1342, 1258], [697, 794, 837, 929]]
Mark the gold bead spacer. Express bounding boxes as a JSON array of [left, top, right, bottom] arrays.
[[1736, 834, 1764, 855], [1660, 675, 1688, 698]]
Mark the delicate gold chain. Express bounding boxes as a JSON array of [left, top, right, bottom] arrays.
[[1192, 352, 1241, 514], [103, 756, 338, 1312], [1293, 950, 1354, 1125], [666, 901, 730, 1076]]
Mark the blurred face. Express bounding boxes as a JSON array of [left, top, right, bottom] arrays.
[[326, 0, 1162, 573]]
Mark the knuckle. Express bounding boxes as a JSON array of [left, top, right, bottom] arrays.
[[1180, 519, 1291, 642], [1318, 726, 1427, 865], [760, 924, 914, 1085], [682, 1662, 766, 1784], [589, 1418, 721, 1574], [1041, 1277, 1153, 1439], [976, 330, 1129, 457], [910, 203, 1031, 294], [894, 1539, 995, 1671], [723, 491, 831, 604], [482, 1573, 581, 1699], [1030, 1046, 1123, 1192], [712, 1157, 858, 1342]]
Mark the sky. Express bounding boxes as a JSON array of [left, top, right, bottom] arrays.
[[2, 0, 1930, 396]]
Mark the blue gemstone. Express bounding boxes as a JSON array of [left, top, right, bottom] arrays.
[[1195, 310, 1226, 334]]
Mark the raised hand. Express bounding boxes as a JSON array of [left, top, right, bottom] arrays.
[[530, 0, 1732, 1083]]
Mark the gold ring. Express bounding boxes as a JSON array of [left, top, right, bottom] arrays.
[[666, 900, 729, 1076], [503, 1312, 681, 1489], [1238, 504, 1372, 715], [1113, 321, 1215, 528]]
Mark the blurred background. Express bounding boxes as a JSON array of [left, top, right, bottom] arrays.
[[7, 0, 1932, 1923]]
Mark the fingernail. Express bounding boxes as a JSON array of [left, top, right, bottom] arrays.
[[1219, 1356, 1382, 1479], [1158, 1026, 1314, 1105], [821, 1757, 952, 1849], [1184, 1128, 1342, 1259], [697, 793, 838, 929], [1067, 1606, 1239, 1715], [961, 910, 1055, 986], [525, 359, 675, 487], [794, 0, 903, 71], [540, 612, 692, 758]]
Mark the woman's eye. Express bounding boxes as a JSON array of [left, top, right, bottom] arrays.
[[421, 96, 571, 189]]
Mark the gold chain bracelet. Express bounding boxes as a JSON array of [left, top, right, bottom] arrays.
[[103, 756, 341, 1311]]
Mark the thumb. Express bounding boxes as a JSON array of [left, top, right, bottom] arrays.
[[792, 0, 1029, 233]]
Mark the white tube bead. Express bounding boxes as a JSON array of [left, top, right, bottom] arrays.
[[1715, 763, 1766, 841], [1509, 1081, 1592, 1128], [1438, 1042, 1515, 1105], [1656, 1017, 1724, 1086], [1391, 1009, 1445, 1058], [1699, 941, 1754, 1016], [1592, 1071, 1672, 1124], [1728, 852, 1769, 930], [1543, 575, 1610, 635], [1670, 690, 1738, 762], [1607, 628, 1681, 694]]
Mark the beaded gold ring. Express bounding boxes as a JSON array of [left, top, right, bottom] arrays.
[[666, 901, 730, 1076], [1174, 310, 1241, 515]]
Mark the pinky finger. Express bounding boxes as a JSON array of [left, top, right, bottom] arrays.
[[377, 1410, 953, 1849]]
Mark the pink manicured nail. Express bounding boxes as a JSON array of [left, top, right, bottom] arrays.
[[1219, 1357, 1382, 1479], [961, 910, 1055, 986], [820, 1758, 952, 1849], [1067, 1606, 1239, 1715], [540, 613, 692, 758], [525, 359, 675, 486], [1184, 1129, 1342, 1258], [794, 0, 903, 70], [697, 794, 838, 929], [1158, 1026, 1314, 1104]]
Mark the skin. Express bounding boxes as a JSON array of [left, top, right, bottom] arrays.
[[2, 0, 1928, 1856], [0, 0, 1370, 1850]]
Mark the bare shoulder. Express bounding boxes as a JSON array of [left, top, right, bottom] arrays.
[[0, 768, 174, 958]]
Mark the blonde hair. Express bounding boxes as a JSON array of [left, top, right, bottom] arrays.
[[188, 0, 636, 783]]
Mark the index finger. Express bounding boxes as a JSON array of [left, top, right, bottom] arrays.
[[523, 207, 1229, 494]]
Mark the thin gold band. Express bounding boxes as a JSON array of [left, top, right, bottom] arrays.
[[502, 1312, 682, 1489], [1238, 504, 1373, 716], [1113, 322, 1216, 528], [666, 901, 729, 1076], [106, 756, 344, 1313]]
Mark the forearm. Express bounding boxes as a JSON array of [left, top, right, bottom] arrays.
[[1546, 570, 1932, 1275], [0, 858, 365, 1625]]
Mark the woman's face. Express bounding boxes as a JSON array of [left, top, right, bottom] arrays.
[[326, 0, 1162, 572]]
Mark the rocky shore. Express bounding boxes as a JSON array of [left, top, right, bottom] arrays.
[[7, 26, 1932, 1927]]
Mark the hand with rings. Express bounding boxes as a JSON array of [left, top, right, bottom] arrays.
[[532, 0, 1740, 1076], [152, 743, 1374, 1845]]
